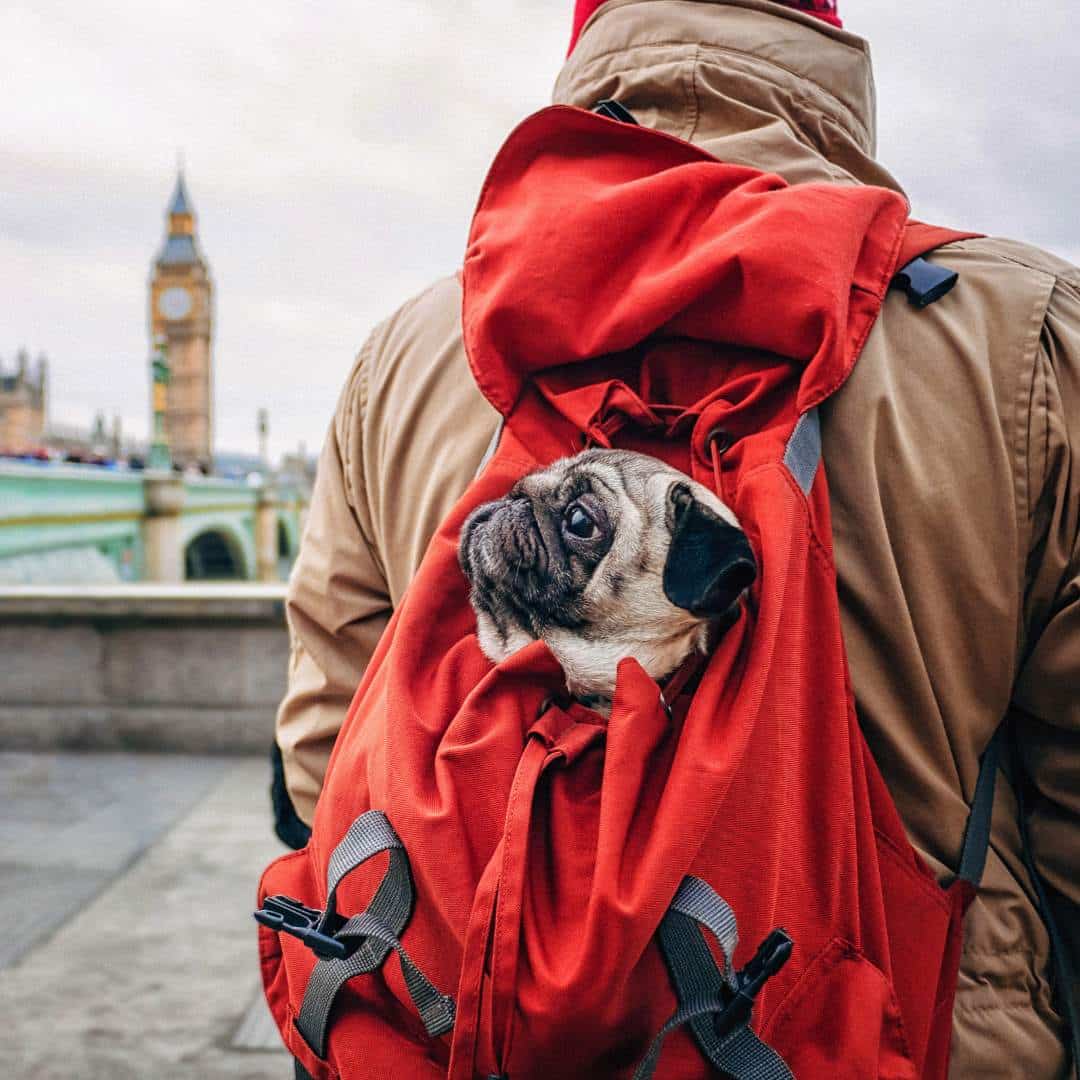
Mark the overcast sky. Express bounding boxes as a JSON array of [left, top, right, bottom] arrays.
[[2, 1, 1077, 461]]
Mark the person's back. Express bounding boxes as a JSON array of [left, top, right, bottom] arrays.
[[277, 2, 1080, 1074]]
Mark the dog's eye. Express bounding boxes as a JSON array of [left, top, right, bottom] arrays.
[[564, 504, 597, 539]]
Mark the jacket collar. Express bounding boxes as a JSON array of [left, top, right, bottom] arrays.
[[552, 0, 903, 194]]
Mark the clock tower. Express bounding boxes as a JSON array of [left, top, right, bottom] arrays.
[[149, 169, 213, 470]]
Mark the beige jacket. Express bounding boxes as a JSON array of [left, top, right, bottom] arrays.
[[277, 2, 1080, 1074]]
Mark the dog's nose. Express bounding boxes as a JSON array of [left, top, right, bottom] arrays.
[[465, 500, 502, 529], [720, 539, 756, 590], [511, 496, 535, 521], [714, 537, 757, 609]]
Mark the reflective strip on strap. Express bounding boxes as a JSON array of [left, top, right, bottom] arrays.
[[474, 418, 505, 480], [296, 811, 455, 1058], [782, 408, 821, 496], [635, 876, 794, 1080]]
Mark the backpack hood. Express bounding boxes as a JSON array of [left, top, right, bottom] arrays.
[[462, 106, 909, 420]]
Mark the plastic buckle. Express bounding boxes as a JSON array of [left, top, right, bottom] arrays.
[[253, 894, 350, 961], [714, 928, 794, 1037], [592, 99, 638, 125], [892, 256, 959, 309]]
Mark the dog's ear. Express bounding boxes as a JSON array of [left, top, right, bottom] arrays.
[[663, 483, 756, 616]]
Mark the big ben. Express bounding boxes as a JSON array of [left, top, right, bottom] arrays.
[[149, 170, 213, 470]]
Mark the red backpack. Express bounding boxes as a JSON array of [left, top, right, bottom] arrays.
[[257, 106, 993, 1079]]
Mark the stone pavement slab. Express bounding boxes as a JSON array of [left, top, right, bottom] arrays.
[[0, 752, 232, 968], [0, 753, 291, 1079]]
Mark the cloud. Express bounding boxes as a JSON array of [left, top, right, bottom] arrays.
[[858, 2, 1080, 254], [1, 0, 567, 459], [1, 1, 1076, 460]]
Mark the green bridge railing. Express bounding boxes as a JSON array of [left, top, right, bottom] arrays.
[[0, 461, 307, 584]]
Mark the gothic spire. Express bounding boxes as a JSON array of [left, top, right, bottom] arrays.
[[157, 165, 201, 267], [169, 168, 193, 218]]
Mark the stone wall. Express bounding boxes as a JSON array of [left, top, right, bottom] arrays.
[[0, 398, 45, 451], [0, 585, 289, 753]]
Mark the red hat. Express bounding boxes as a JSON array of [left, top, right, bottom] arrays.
[[569, 0, 842, 54]]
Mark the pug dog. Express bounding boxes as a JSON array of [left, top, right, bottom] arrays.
[[458, 449, 756, 710]]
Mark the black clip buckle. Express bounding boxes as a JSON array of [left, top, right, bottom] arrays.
[[253, 894, 349, 961], [593, 99, 638, 125], [715, 928, 794, 1037], [892, 256, 959, 309]]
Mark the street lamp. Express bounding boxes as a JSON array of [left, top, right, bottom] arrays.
[[148, 333, 171, 471]]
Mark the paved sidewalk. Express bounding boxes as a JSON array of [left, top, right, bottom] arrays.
[[0, 753, 291, 1079]]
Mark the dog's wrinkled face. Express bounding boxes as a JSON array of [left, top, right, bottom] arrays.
[[458, 449, 756, 703]]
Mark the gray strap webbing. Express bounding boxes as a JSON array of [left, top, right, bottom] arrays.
[[635, 876, 794, 1080], [296, 811, 455, 1058], [782, 407, 821, 496], [633, 989, 734, 1080], [957, 724, 1003, 886], [474, 418, 505, 480], [319, 810, 403, 929], [670, 875, 738, 983]]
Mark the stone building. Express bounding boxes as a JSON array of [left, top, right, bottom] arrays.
[[149, 171, 214, 470], [0, 350, 47, 450]]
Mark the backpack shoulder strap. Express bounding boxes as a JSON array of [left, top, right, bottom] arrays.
[[900, 221, 979, 266], [893, 222, 981, 308]]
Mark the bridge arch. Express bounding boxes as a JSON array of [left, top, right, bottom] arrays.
[[276, 511, 300, 561], [182, 521, 253, 581]]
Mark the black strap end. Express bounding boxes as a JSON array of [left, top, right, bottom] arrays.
[[893, 256, 959, 309], [593, 99, 638, 125]]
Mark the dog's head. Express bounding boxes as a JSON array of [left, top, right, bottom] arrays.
[[458, 449, 756, 701]]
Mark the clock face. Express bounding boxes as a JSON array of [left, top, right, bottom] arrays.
[[159, 286, 193, 320]]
